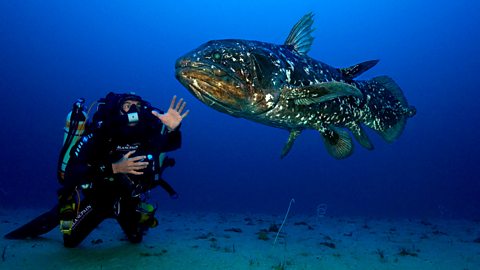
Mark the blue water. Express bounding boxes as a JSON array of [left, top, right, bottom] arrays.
[[0, 0, 479, 219]]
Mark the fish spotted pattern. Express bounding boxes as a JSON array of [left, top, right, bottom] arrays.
[[176, 13, 416, 159]]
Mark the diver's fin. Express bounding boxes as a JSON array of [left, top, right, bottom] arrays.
[[281, 130, 302, 158], [347, 122, 374, 150], [283, 82, 363, 106], [4, 205, 59, 240], [340, 60, 379, 80], [284, 12, 315, 55], [320, 126, 353, 159]]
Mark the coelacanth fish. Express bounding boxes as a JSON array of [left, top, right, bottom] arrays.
[[175, 13, 416, 159]]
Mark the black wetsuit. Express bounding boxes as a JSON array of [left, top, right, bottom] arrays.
[[58, 118, 181, 247], [4, 94, 182, 244]]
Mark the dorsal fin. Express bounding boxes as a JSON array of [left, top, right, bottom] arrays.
[[339, 60, 379, 80], [284, 12, 315, 55]]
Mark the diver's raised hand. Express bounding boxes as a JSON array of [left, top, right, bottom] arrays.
[[152, 95, 189, 131], [112, 150, 148, 175]]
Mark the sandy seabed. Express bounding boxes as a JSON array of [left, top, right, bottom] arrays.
[[1, 208, 479, 270]]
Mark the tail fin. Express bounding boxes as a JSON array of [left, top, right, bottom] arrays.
[[363, 76, 416, 142]]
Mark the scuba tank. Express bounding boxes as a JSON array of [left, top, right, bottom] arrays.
[[57, 98, 88, 235], [57, 98, 87, 182]]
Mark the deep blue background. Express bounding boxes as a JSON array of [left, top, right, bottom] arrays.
[[1, 0, 479, 218]]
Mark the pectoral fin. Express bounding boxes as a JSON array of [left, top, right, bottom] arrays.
[[280, 130, 302, 158], [283, 82, 363, 106]]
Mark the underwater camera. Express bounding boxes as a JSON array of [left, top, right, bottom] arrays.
[[133, 152, 156, 185], [116, 151, 156, 196]]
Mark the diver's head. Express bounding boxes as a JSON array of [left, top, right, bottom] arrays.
[[120, 100, 142, 126], [113, 93, 158, 125], [109, 93, 155, 142]]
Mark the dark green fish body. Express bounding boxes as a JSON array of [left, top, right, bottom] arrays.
[[176, 13, 416, 158]]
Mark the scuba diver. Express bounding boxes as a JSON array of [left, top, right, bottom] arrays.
[[4, 92, 189, 247]]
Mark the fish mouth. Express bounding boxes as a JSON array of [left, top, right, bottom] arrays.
[[175, 59, 246, 114], [179, 73, 235, 113]]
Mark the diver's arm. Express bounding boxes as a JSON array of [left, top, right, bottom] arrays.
[[111, 150, 148, 175], [149, 96, 188, 152], [149, 124, 182, 152], [152, 95, 189, 131]]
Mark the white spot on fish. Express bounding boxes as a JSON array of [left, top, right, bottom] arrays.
[[286, 70, 291, 83], [286, 59, 295, 71], [304, 67, 310, 75]]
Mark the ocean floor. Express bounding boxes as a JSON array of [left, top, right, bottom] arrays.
[[1, 208, 479, 270]]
